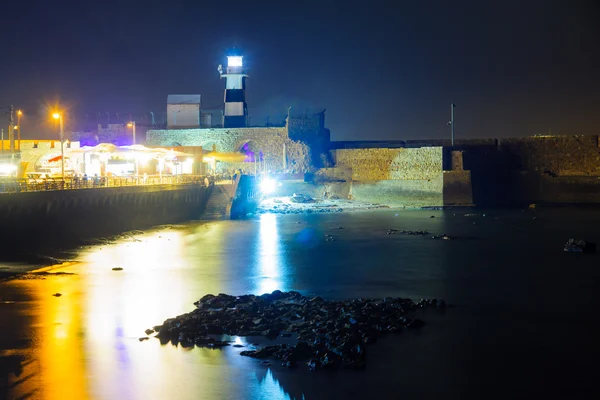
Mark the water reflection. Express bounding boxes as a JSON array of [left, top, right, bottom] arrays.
[[255, 214, 284, 294], [3, 209, 600, 398], [6, 271, 89, 399], [251, 368, 298, 400]]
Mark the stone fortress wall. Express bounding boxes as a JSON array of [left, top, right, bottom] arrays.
[[146, 127, 311, 174], [331, 147, 443, 181], [326, 147, 446, 207], [451, 134, 600, 205], [497, 135, 600, 176]]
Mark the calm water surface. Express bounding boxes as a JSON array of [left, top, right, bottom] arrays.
[[1, 209, 600, 399]]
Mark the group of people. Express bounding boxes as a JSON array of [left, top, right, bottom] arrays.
[[72, 173, 104, 188]]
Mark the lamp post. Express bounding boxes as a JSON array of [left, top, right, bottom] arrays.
[[127, 121, 136, 145], [52, 112, 65, 179], [127, 121, 138, 176], [450, 103, 456, 146], [16, 109, 22, 151]]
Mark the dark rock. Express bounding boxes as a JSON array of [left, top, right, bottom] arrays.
[[320, 352, 341, 369], [196, 294, 215, 304], [406, 318, 425, 329], [52, 293, 62, 297], [262, 328, 280, 338], [564, 238, 596, 253], [112, 267, 123, 271], [208, 341, 230, 348], [149, 291, 447, 371], [307, 359, 321, 371], [138, 337, 149, 342], [145, 328, 154, 335], [399, 230, 429, 235], [270, 290, 284, 300]]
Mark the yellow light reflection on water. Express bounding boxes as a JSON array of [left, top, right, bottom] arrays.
[[3, 222, 298, 399], [7, 267, 89, 400], [257, 214, 282, 294], [82, 230, 196, 398]]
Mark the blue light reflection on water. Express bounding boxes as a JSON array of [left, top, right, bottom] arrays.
[[255, 214, 285, 295]]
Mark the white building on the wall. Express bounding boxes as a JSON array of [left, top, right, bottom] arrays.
[[167, 95, 201, 129]]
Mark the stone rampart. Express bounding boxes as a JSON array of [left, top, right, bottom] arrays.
[[146, 127, 311, 173], [498, 135, 600, 176], [351, 180, 443, 207], [331, 147, 443, 181], [443, 171, 473, 206], [324, 147, 446, 207]]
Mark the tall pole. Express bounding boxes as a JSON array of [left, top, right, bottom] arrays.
[[17, 110, 22, 151], [451, 103, 455, 146], [132, 121, 136, 145], [9, 105, 14, 153], [60, 115, 65, 179]]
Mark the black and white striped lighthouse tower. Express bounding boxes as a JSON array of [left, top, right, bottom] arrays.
[[218, 53, 248, 128]]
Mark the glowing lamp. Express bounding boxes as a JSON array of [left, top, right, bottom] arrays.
[[227, 56, 243, 67], [17, 110, 23, 116], [52, 113, 60, 119], [0, 164, 17, 174], [260, 177, 277, 194]]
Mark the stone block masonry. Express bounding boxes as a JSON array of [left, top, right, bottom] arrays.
[[326, 147, 445, 207], [443, 171, 473, 206], [147, 127, 311, 173], [351, 180, 443, 207], [498, 135, 600, 176], [331, 147, 443, 181], [0, 184, 210, 252]]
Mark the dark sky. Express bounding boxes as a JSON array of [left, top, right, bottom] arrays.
[[1, 0, 599, 140]]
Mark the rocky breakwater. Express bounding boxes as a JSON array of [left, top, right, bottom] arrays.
[[149, 291, 447, 371]]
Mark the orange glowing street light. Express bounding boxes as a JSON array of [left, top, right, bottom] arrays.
[[16, 109, 23, 151], [52, 112, 65, 179], [127, 121, 136, 145]]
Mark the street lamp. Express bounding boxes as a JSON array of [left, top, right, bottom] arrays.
[[52, 112, 65, 179], [127, 121, 138, 176], [127, 121, 136, 145], [16, 109, 22, 151]]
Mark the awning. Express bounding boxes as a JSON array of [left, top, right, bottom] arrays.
[[204, 151, 248, 162], [47, 155, 67, 162]]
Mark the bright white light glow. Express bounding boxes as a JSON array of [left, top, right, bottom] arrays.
[[185, 158, 194, 164], [0, 164, 17, 174], [227, 56, 243, 67], [257, 213, 281, 294], [260, 178, 277, 194]]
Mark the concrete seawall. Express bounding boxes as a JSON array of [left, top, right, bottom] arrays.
[[0, 184, 210, 254]]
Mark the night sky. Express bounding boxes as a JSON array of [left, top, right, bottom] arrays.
[[1, 0, 598, 140]]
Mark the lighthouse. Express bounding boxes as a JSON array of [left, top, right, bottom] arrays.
[[218, 54, 248, 128]]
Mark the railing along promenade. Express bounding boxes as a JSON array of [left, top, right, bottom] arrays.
[[0, 174, 213, 194]]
